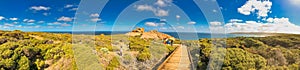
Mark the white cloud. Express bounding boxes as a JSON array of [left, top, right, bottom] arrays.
[[27, 19, 35, 23], [57, 16, 72, 22], [0, 16, 5, 20], [155, 0, 172, 7], [64, 4, 74, 8], [187, 21, 196, 25], [289, 0, 300, 7], [89, 13, 101, 22], [159, 23, 166, 26], [30, 6, 50, 11], [27, 23, 35, 25], [64, 4, 78, 11], [160, 27, 168, 30], [23, 25, 41, 28], [90, 13, 100, 18], [34, 25, 41, 28], [177, 26, 185, 29], [23, 19, 28, 22], [12, 22, 18, 24], [135, 5, 169, 17], [238, 0, 272, 18], [3, 26, 9, 29], [212, 9, 217, 12], [9, 18, 18, 21], [38, 21, 45, 23], [43, 13, 50, 16], [4, 23, 14, 27], [90, 18, 101, 22], [145, 22, 158, 27], [210, 21, 222, 26], [53, 22, 61, 25], [176, 15, 180, 19], [61, 23, 71, 26], [48, 22, 61, 25], [70, 8, 78, 11], [224, 17, 300, 34], [23, 19, 35, 23], [155, 0, 167, 7], [229, 19, 243, 23], [136, 5, 156, 11], [266, 18, 274, 22], [155, 9, 168, 17], [209, 22, 225, 33]]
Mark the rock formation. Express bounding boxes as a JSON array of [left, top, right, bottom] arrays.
[[126, 28, 174, 40]]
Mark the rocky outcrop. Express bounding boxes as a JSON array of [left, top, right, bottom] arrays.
[[126, 28, 174, 40], [125, 28, 144, 36]]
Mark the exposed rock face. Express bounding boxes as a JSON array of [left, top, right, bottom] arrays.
[[140, 31, 158, 39], [125, 32, 142, 37], [132, 28, 145, 33], [125, 28, 144, 36], [126, 28, 174, 40]]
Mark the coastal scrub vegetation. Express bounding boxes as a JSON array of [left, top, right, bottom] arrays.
[[5, 30, 299, 70], [0, 30, 176, 69], [0, 30, 75, 70], [193, 34, 300, 70]]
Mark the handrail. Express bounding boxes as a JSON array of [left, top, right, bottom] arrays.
[[186, 45, 195, 70], [157, 45, 180, 70]]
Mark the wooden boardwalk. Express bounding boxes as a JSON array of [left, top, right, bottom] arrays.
[[157, 45, 191, 70]]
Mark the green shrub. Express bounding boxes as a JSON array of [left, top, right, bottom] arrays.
[[137, 48, 151, 61], [100, 48, 109, 54], [107, 56, 120, 70], [17, 56, 30, 70], [222, 48, 267, 69], [166, 45, 175, 53], [129, 37, 150, 51]]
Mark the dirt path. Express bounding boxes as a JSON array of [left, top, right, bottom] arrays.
[[157, 45, 191, 70]]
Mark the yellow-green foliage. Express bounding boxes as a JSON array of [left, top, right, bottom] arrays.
[[17, 56, 30, 70], [137, 48, 151, 61], [173, 39, 181, 44], [196, 35, 300, 70], [106, 56, 120, 70], [0, 30, 75, 70], [95, 34, 113, 51], [129, 36, 150, 51], [222, 48, 266, 70], [165, 45, 175, 53]]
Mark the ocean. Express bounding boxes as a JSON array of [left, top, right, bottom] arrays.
[[45, 31, 268, 40]]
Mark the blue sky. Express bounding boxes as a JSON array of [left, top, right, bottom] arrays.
[[0, 0, 299, 33]]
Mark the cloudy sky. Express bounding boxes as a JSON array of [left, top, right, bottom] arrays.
[[0, 0, 299, 33]]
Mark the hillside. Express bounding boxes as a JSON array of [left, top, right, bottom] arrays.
[[2, 30, 299, 70], [126, 28, 175, 40], [185, 34, 300, 70], [0, 30, 178, 70]]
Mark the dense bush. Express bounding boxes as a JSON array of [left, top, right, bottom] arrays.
[[0, 30, 176, 69], [137, 48, 151, 61], [196, 34, 300, 70], [0, 31, 74, 70], [165, 45, 175, 53], [106, 56, 120, 70], [129, 36, 150, 51]]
